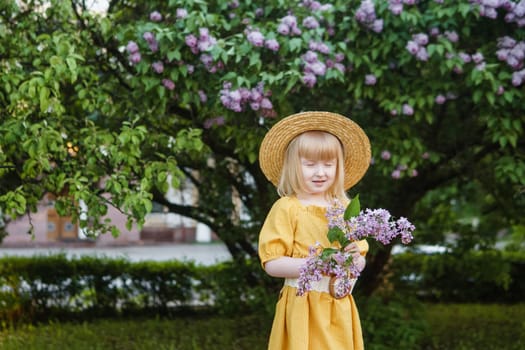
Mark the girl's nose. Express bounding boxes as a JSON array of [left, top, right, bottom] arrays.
[[315, 165, 326, 175]]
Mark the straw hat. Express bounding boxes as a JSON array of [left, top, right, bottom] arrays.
[[259, 111, 371, 190]]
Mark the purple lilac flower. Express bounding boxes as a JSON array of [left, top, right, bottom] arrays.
[[129, 52, 141, 64], [458, 52, 472, 63], [303, 73, 317, 87], [435, 94, 446, 104], [149, 11, 162, 22], [444, 30, 459, 43], [126, 41, 139, 54], [472, 52, 484, 64], [388, 0, 404, 15], [356, 0, 384, 33], [176, 8, 188, 19], [356, 0, 375, 22], [429, 27, 440, 36], [365, 74, 377, 85], [413, 33, 429, 45], [247, 30, 265, 47], [511, 44, 525, 60], [476, 62, 486, 70], [406, 41, 419, 54], [184, 28, 217, 53], [152, 61, 164, 73], [260, 98, 273, 109], [143, 32, 158, 52], [303, 50, 318, 63], [497, 37, 525, 73], [185, 34, 198, 48], [381, 150, 391, 160], [277, 23, 290, 35], [198, 90, 207, 102], [470, 0, 505, 19], [307, 61, 327, 76], [499, 36, 517, 48], [402, 103, 414, 115], [309, 41, 331, 54], [203, 116, 226, 129], [334, 63, 346, 73], [219, 81, 274, 112], [371, 19, 383, 33], [303, 16, 320, 29], [512, 69, 525, 86], [406, 33, 430, 61], [416, 47, 429, 61], [278, 15, 301, 36], [162, 79, 175, 90], [282, 15, 297, 29], [265, 39, 280, 51], [200, 53, 213, 67]]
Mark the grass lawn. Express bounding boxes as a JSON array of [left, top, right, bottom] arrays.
[[1, 304, 524, 349], [421, 303, 525, 350]]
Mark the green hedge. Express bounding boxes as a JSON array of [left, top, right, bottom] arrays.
[[390, 250, 525, 303], [0, 254, 278, 324], [2, 250, 524, 327]]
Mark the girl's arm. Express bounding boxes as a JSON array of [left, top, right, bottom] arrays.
[[264, 256, 308, 278]]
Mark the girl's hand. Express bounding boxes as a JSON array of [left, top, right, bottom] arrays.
[[344, 242, 366, 273], [353, 254, 366, 273], [344, 242, 360, 254]]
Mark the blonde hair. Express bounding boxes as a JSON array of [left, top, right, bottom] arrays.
[[277, 131, 348, 201]]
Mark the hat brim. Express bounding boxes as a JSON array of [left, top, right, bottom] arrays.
[[259, 111, 371, 190]]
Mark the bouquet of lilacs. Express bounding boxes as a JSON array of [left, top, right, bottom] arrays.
[[297, 195, 415, 298]]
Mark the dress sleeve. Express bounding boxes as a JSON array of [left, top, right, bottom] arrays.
[[356, 239, 369, 256], [258, 197, 297, 267]]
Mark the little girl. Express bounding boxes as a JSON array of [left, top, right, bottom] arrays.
[[258, 111, 371, 350]]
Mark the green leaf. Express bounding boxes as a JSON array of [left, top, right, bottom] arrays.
[[167, 49, 181, 62], [320, 247, 339, 259], [327, 227, 345, 244], [344, 194, 360, 220], [39, 86, 50, 112], [288, 38, 303, 52]]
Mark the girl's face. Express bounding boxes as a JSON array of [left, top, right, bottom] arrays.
[[300, 157, 337, 196]]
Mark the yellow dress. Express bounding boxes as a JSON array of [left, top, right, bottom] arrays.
[[258, 196, 368, 350]]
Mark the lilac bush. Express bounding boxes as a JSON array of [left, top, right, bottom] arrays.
[[112, 0, 525, 202]]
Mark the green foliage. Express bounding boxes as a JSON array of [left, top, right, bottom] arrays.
[[0, 254, 278, 325], [1, 303, 523, 350], [1, 0, 525, 295], [358, 295, 427, 350], [0, 314, 273, 350], [2, 254, 525, 349], [422, 303, 525, 350], [390, 250, 525, 303]]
